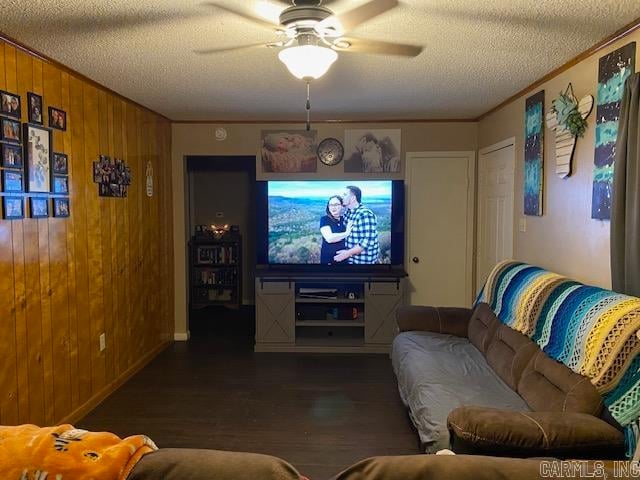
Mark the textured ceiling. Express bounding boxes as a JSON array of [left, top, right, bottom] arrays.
[[1, 0, 639, 121]]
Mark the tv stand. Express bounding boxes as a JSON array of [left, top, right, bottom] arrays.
[[254, 272, 406, 353]]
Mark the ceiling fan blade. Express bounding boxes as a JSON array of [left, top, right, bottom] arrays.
[[333, 36, 422, 57], [200, 2, 280, 29], [316, 0, 398, 35], [194, 42, 273, 55]]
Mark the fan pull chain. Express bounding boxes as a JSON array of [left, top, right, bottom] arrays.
[[306, 81, 311, 131]]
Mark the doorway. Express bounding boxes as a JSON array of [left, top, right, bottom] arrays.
[[406, 151, 475, 307], [186, 156, 256, 338], [476, 139, 516, 289]]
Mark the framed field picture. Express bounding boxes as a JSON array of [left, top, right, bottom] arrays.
[[2, 169, 24, 192], [52, 174, 69, 194], [3, 196, 24, 219], [24, 123, 53, 193], [29, 197, 49, 218]]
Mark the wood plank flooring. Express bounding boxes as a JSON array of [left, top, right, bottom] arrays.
[[78, 308, 420, 479]]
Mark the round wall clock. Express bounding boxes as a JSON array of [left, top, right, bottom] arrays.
[[317, 138, 344, 166]]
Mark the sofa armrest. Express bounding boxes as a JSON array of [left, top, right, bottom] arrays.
[[396, 306, 472, 337], [447, 406, 625, 459]]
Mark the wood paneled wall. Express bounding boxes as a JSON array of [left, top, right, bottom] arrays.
[[0, 40, 173, 426]]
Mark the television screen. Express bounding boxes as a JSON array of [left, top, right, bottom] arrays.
[[265, 180, 398, 265]]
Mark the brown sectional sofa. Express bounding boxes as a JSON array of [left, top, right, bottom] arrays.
[[127, 448, 632, 480], [391, 303, 626, 458]]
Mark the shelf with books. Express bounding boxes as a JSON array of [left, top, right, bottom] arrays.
[[189, 234, 242, 309]]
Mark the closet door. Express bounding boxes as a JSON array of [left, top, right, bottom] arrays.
[[406, 152, 475, 307]]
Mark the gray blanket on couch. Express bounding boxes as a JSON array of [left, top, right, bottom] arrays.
[[391, 331, 530, 452]]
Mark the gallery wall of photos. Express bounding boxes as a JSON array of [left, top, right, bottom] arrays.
[[0, 89, 69, 219], [0, 40, 173, 429]]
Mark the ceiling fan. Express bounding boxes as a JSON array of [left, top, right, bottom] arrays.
[[195, 0, 423, 73]]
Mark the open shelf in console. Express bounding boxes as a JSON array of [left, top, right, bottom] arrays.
[[255, 273, 405, 353]]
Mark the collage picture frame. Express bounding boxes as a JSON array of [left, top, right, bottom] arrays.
[[24, 123, 53, 193]]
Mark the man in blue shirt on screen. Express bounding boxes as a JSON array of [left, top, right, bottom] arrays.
[[334, 185, 380, 264]]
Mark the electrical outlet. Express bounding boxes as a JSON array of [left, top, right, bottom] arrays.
[[519, 217, 527, 233], [99, 333, 106, 352]]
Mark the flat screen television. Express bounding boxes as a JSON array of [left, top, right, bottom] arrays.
[[257, 180, 405, 271]]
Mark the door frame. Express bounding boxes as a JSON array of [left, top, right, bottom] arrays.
[[476, 137, 516, 291], [405, 151, 476, 306]]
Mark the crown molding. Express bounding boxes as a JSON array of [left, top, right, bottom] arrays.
[[476, 16, 640, 121], [172, 118, 477, 124]]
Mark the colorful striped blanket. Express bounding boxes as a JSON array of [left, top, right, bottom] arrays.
[[476, 261, 640, 459]]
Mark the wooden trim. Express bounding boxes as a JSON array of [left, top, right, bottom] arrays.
[[477, 16, 640, 121], [172, 118, 477, 124], [58, 341, 171, 425], [0, 31, 171, 122], [479, 137, 516, 156]]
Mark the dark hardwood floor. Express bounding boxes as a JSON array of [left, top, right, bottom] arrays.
[[78, 307, 420, 479]]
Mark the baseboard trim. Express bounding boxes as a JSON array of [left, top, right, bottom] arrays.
[[59, 341, 171, 425], [174, 332, 190, 341]]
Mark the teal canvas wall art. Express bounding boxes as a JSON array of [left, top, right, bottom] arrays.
[[524, 90, 544, 216], [592, 42, 635, 220]]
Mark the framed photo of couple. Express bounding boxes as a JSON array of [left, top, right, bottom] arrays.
[[0, 90, 21, 119]]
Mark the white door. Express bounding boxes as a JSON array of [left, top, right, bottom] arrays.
[[476, 139, 515, 290], [406, 152, 475, 307]]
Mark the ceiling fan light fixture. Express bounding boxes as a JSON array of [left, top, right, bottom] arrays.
[[278, 44, 338, 80]]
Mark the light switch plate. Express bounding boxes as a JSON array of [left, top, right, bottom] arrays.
[[519, 218, 527, 233]]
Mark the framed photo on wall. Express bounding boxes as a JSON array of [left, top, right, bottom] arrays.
[[48, 107, 66, 131], [0, 90, 21, 119], [1, 118, 22, 143], [24, 123, 53, 193], [3, 196, 24, 220], [52, 152, 68, 174], [53, 198, 70, 218], [52, 174, 69, 194], [27, 92, 43, 125], [1, 143, 23, 168], [2, 169, 24, 192], [29, 197, 49, 218]]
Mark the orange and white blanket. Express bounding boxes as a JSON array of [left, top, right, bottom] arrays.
[[0, 424, 157, 480]]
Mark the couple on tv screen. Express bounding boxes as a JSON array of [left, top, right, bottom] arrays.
[[268, 181, 392, 265]]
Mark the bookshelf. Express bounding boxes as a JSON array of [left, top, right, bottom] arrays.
[[189, 233, 242, 309]]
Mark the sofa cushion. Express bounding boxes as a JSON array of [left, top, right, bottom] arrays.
[[517, 351, 603, 415], [391, 331, 530, 453], [467, 303, 500, 353], [447, 406, 625, 459], [485, 325, 539, 390], [127, 448, 304, 480]]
